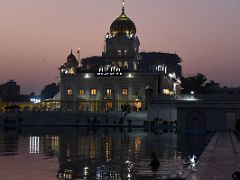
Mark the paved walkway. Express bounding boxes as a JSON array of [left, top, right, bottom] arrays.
[[186, 131, 240, 180]]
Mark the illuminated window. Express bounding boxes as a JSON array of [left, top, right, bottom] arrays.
[[90, 88, 97, 95], [122, 88, 128, 95], [106, 89, 112, 96], [162, 88, 174, 95], [157, 65, 162, 72], [67, 89, 73, 96], [124, 50, 127, 55], [79, 89, 85, 96], [117, 50, 122, 56]]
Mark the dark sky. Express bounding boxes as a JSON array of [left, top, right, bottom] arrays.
[[0, 0, 240, 94]]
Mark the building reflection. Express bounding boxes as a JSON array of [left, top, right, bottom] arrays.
[[0, 127, 191, 179], [0, 130, 19, 156], [43, 135, 59, 156], [36, 128, 147, 179], [177, 132, 211, 157], [134, 136, 142, 157], [0, 126, 212, 179], [29, 136, 40, 154], [10, 127, 183, 179]]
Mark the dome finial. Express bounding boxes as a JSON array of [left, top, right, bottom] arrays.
[[122, 0, 125, 12]]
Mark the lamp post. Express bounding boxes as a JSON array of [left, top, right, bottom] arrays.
[[190, 91, 194, 100]]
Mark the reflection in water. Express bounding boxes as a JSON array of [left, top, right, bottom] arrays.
[[43, 135, 59, 156], [0, 130, 19, 156], [29, 136, 40, 154], [0, 127, 212, 179]]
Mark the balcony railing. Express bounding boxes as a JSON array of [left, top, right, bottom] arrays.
[[104, 95, 113, 100]]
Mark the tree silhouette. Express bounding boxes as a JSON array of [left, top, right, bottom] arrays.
[[181, 73, 207, 94], [40, 83, 59, 100]]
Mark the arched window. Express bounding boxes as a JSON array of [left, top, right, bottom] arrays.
[[133, 62, 137, 71], [117, 61, 122, 67], [117, 50, 122, 56], [67, 88, 73, 96], [90, 88, 97, 95], [106, 89, 112, 96], [123, 61, 128, 69]]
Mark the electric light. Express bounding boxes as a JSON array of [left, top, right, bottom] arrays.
[[127, 73, 133, 78], [30, 98, 41, 104], [84, 74, 90, 78]]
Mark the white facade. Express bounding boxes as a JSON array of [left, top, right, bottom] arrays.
[[59, 4, 182, 112]]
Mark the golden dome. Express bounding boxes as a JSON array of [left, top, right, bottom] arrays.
[[110, 6, 136, 36]]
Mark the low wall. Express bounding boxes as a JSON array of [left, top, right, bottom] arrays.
[[147, 104, 177, 121]]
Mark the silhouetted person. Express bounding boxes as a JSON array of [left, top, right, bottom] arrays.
[[149, 152, 160, 171]]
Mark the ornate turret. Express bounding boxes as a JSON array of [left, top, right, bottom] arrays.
[[67, 50, 79, 67], [60, 50, 79, 74]]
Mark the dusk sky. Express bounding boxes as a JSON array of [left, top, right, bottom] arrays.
[[0, 0, 240, 94]]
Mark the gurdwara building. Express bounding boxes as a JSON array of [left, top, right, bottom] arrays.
[[59, 3, 182, 112]]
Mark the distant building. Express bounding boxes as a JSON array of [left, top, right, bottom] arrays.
[[59, 2, 182, 112], [0, 80, 20, 101], [216, 87, 240, 95]]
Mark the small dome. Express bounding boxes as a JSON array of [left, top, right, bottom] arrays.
[[67, 50, 78, 66], [110, 9, 136, 36]]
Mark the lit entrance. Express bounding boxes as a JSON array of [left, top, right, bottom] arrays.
[[133, 101, 142, 111], [105, 101, 113, 111]]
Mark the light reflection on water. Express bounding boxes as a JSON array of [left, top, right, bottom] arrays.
[[0, 127, 210, 179]]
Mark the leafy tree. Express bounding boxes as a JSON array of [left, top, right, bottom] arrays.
[[181, 73, 207, 94], [204, 80, 221, 93], [40, 83, 59, 100]]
